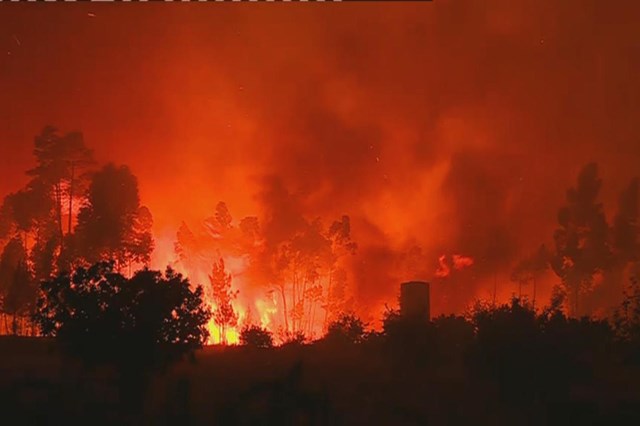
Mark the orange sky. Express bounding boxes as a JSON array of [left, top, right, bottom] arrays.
[[1, 1, 640, 314]]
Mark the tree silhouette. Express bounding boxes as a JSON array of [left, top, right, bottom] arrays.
[[510, 244, 549, 306], [74, 164, 154, 271], [34, 261, 210, 360], [0, 238, 36, 334], [612, 178, 639, 263], [0, 237, 26, 295], [214, 201, 233, 231], [613, 276, 640, 356], [2, 260, 36, 335], [550, 163, 612, 316], [30, 223, 59, 283], [605, 178, 640, 306], [27, 126, 94, 244], [1, 181, 54, 249], [0, 128, 94, 282], [125, 206, 154, 269], [33, 261, 210, 416], [323, 216, 357, 329], [174, 221, 201, 273], [208, 257, 239, 344]]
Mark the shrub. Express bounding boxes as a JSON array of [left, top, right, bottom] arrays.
[[33, 261, 211, 370], [326, 313, 368, 344], [240, 325, 274, 348], [280, 330, 309, 346]]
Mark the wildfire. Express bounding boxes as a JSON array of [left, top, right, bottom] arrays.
[[161, 244, 282, 345], [152, 216, 479, 345], [435, 254, 475, 278], [205, 295, 279, 345], [255, 295, 278, 329], [206, 302, 245, 345]]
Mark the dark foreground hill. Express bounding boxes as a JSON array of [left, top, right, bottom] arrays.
[[1, 336, 639, 426]]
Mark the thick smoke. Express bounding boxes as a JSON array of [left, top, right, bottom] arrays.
[[1, 2, 640, 316]]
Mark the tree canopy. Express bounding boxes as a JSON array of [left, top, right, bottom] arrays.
[[33, 261, 211, 369], [550, 163, 612, 316], [74, 164, 154, 270]]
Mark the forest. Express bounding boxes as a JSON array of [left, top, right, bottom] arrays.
[[0, 127, 638, 424], [1, 127, 638, 340], [2, 1, 640, 424]]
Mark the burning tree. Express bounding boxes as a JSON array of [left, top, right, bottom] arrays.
[[323, 216, 357, 329], [174, 195, 358, 339], [323, 267, 351, 329], [263, 215, 357, 335], [208, 257, 239, 344]]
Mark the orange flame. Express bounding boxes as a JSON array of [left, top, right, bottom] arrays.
[[435, 253, 474, 278], [452, 254, 474, 270], [435, 255, 450, 278]]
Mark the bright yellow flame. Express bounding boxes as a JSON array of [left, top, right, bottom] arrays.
[[207, 319, 241, 345], [256, 295, 278, 329]]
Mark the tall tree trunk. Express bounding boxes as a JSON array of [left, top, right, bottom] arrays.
[[306, 293, 314, 335], [532, 276, 537, 310], [301, 276, 308, 332], [323, 270, 333, 332], [56, 183, 64, 251], [292, 269, 297, 333], [310, 299, 317, 337], [279, 284, 289, 332], [68, 163, 74, 234]]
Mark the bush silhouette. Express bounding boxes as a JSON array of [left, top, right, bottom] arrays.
[[240, 325, 274, 348], [382, 308, 433, 356], [280, 330, 309, 347], [325, 313, 368, 344], [34, 261, 210, 369], [33, 261, 211, 416], [465, 297, 614, 405]]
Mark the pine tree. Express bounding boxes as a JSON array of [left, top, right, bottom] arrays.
[[209, 257, 238, 344], [550, 163, 612, 316]]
